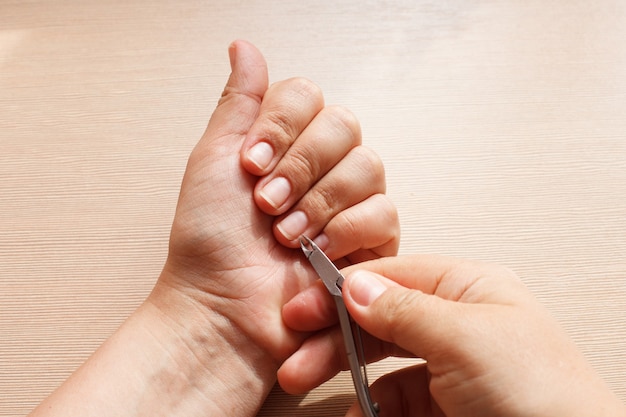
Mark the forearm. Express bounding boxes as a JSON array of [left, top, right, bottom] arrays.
[[28, 282, 277, 417]]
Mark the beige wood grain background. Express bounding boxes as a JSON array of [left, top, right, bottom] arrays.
[[1, 1, 625, 415]]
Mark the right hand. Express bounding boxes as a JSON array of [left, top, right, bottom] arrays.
[[280, 255, 625, 417]]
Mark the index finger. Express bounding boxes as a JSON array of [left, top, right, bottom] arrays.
[[240, 77, 324, 176]]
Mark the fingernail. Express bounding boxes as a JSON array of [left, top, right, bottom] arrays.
[[313, 233, 329, 251], [228, 41, 238, 70], [348, 271, 387, 307], [277, 211, 308, 241], [259, 177, 291, 209], [246, 141, 273, 171]]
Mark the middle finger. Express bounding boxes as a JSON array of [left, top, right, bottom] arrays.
[[254, 105, 363, 216]]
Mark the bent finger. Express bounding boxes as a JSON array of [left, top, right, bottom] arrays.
[[254, 105, 363, 216], [316, 193, 400, 262], [273, 145, 385, 245], [282, 280, 337, 332], [240, 77, 325, 176], [278, 324, 410, 394], [278, 327, 345, 394]]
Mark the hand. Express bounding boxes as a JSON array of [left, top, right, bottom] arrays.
[[28, 40, 399, 417], [280, 255, 625, 417], [151, 38, 399, 401]]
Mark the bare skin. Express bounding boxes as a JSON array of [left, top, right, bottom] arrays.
[[280, 255, 626, 417], [27, 40, 400, 417]]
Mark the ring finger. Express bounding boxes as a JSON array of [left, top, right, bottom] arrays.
[[272, 145, 386, 246], [254, 105, 363, 216]]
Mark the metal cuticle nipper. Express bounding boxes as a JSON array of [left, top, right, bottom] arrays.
[[299, 235, 380, 417]]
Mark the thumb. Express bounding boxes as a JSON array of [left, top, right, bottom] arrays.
[[204, 40, 269, 141], [343, 269, 461, 360]]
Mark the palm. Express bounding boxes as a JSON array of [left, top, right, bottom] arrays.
[[163, 47, 314, 359], [174, 131, 309, 294], [162, 41, 398, 364]]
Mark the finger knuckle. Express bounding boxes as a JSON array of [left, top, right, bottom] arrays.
[[336, 194, 400, 255], [351, 146, 386, 188], [308, 182, 339, 217], [259, 79, 323, 151], [285, 147, 322, 185], [276, 77, 324, 107], [293, 77, 324, 100], [324, 105, 362, 146], [335, 209, 366, 242], [371, 194, 399, 225], [263, 109, 299, 147]]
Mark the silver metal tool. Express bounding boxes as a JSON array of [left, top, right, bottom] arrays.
[[300, 236, 379, 417]]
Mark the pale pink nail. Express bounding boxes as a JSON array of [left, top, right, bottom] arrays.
[[259, 177, 291, 209], [246, 141, 273, 171], [348, 271, 387, 307], [277, 211, 308, 241]]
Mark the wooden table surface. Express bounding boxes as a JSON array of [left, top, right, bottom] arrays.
[[2, 1, 625, 415]]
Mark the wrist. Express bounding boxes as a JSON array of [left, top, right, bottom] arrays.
[[29, 277, 277, 417], [156, 259, 304, 364], [145, 279, 279, 415]]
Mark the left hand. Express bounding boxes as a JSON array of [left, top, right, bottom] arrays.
[[26, 40, 400, 417], [151, 40, 399, 370]]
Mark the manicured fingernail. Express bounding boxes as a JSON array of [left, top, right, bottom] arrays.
[[348, 271, 387, 307], [313, 233, 329, 251], [259, 177, 291, 209], [277, 211, 308, 241], [246, 141, 273, 171]]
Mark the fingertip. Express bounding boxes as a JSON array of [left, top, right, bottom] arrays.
[[343, 270, 419, 350], [281, 295, 308, 331], [312, 233, 330, 252], [224, 39, 268, 101], [207, 40, 268, 139], [282, 281, 338, 332], [344, 270, 391, 308], [278, 329, 346, 394], [242, 140, 275, 175], [228, 39, 260, 68], [277, 358, 311, 395]]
